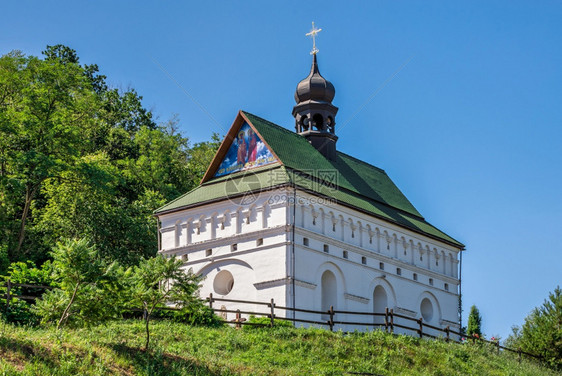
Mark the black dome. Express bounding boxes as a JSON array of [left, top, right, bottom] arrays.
[[294, 54, 335, 104]]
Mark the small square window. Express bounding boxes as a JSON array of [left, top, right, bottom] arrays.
[[181, 254, 188, 262], [444, 283, 449, 291], [323, 244, 329, 253], [303, 238, 309, 246], [206, 249, 212, 257], [413, 273, 418, 281], [396, 268, 402, 276], [256, 238, 263, 246], [343, 250, 348, 259], [429, 278, 434, 286], [231, 244, 237, 252], [361, 256, 367, 265], [379, 262, 384, 270]]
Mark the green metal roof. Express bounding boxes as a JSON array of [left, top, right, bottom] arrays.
[[155, 111, 464, 248]]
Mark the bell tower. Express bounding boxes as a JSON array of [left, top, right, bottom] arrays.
[[292, 23, 339, 161]]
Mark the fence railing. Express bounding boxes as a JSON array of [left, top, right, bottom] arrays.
[[206, 293, 542, 363], [1, 279, 52, 311], [0, 281, 542, 363]]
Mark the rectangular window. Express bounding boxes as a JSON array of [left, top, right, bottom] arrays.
[[303, 238, 309, 246], [444, 283, 449, 291], [396, 267, 402, 276], [361, 256, 367, 265], [413, 273, 418, 281], [206, 249, 212, 257], [343, 250, 348, 259], [256, 238, 263, 246], [379, 262, 384, 270], [429, 278, 434, 286], [231, 244, 237, 252], [181, 254, 188, 262], [323, 244, 329, 253]]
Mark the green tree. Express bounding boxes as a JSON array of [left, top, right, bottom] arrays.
[[129, 256, 202, 350], [467, 305, 482, 338], [1, 45, 221, 267], [34, 238, 122, 329], [507, 287, 562, 370], [0, 49, 100, 259]]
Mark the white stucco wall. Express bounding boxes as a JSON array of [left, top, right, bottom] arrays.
[[157, 187, 462, 335]]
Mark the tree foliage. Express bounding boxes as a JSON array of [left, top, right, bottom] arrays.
[[129, 256, 202, 350], [34, 238, 123, 329], [507, 287, 562, 370], [467, 305, 482, 338], [0, 46, 220, 267]]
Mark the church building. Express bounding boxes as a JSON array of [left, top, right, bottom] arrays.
[[155, 29, 464, 334]]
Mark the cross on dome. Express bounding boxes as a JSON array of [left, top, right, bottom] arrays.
[[306, 22, 322, 55]]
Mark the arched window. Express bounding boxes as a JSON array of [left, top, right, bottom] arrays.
[[321, 270, 337, 318], [373, 285, 388, 325], [313, 113, 324, 130]]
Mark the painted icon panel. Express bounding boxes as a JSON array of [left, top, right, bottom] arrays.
[[214, 122, 276, 177]]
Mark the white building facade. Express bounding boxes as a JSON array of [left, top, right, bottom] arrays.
[[155, 54, 464, 335]]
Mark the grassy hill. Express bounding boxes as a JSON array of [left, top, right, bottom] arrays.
[[0, 320, 555, 375]]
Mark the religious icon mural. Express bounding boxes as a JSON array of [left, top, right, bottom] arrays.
[[214, 122, 276, 177]]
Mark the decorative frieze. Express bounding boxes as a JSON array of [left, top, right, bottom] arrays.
[[344, 293, 369, 304]]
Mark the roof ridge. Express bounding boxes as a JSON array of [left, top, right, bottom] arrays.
[[242, 111, 301, 138], [243, 111, 387, 174]]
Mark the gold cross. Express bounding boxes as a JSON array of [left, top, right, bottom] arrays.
[[306, 22, 322, 55]]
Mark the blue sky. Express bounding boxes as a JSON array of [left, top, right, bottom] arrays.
[[2, 1, 561, 340]]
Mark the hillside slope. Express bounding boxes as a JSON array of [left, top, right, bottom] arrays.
[[0, 320, 555, 375]]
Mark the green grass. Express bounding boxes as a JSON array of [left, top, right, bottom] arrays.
[[0, 320, 556, 375]]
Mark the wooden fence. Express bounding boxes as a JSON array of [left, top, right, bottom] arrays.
[[0, 281, 542, 363], [2, 279, 52, 311], [206, 293, 542, 363]]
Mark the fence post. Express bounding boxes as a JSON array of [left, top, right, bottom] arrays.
[[329, 305, 334, 332], [5, 279, 11, 312], [445, 326, 450, 342], [384, 307, 389, 333], [208, 293, 213, 310], [389, 308, 394, 334], [235, 309, 241, 329], [418, 317, 423, 338], [269, 298, 275, 328]]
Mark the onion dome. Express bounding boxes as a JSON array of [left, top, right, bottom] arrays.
[[294, 54, 336, 104], [292, 53, 339, 161]]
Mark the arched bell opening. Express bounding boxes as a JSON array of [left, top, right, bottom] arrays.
[[312, 113, 324, 131]]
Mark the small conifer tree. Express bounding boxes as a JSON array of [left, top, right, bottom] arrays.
[[467, 305, 482, 338]]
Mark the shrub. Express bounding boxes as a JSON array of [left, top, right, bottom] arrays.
[[152, 304, 223, 327], [0, 260, 54, 325], [242, 315, 294, 330]]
